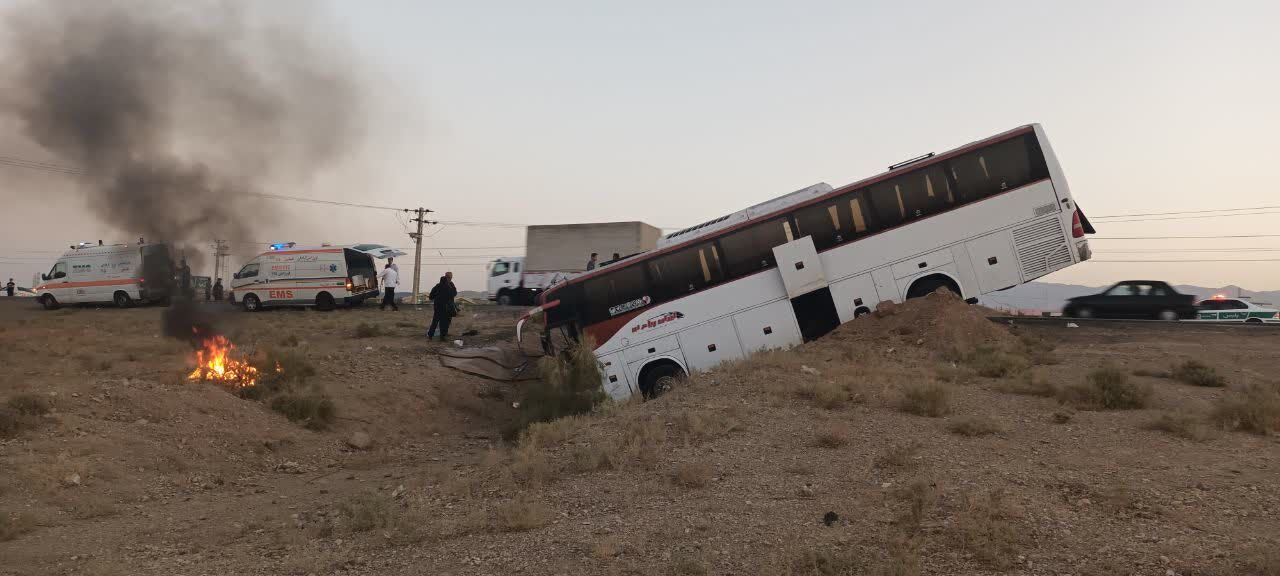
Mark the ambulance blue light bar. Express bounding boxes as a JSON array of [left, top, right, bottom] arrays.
[[269, 242, 296, 251]]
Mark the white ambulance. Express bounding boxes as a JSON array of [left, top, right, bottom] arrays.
[[228, 244, 382, 311], [33, 242, 176, 309]]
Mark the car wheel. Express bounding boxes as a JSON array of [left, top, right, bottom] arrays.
[[1246, 318, 1263, 324], [1073, 307, 1093, 319], [40, 294, 59, 310], [496, 292, 513, 306], [641, 363, 684, 400], [113, 291, 133, 308], [242, 294, 262, 312], [1157, 309, 1179, 322]]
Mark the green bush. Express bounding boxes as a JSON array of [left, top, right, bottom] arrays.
[[513, 337, 606, 433], [1171, 360, 1226, 387]]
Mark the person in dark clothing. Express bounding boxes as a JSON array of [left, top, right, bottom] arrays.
[[586, 253, 598, 270], [5, 278, 14, 297], [212, 278, 224, 301], [426, 271, 458, 341], [178, 259, 193, 299]]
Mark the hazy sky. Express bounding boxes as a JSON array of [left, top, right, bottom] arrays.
[[3, 0, 1279, 292]]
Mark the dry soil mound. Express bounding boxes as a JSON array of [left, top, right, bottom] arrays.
[[817, 288, 1017, 357]]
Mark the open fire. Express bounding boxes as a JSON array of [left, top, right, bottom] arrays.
[[187, 334, 260, 389]]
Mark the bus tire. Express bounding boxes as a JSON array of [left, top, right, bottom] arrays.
[[242, 294, 262, 312], [854, 306, 872, 318], [315, 292, 336, 311], [113, 291, 133, 308], [639, 361, 684, 400], [496, 290, 513, 306], [40, 294, 59, 310], [906, 274, 960, 300]]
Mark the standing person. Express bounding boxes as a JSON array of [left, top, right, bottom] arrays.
[[378, 262, 399, 311], [426, 271, 458, 341], [387, 256, 399, 273], [212, 278, 224, 301], [178, 259, 193, 299], [5, 278, 14, 297], [586, 253, 598, 271], [611, 252, 621, 261]]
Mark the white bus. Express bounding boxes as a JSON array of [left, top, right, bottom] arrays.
[[521, 124, 1094, 399]]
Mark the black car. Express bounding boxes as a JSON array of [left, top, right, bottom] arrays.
[[1063, 280, 1197, 321]]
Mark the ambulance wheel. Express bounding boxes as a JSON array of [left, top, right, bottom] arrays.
[[315, 292, 336, 311], [242, 294, 262, 312], [40, 294, 59, 310], [113, 291, 133, 308]]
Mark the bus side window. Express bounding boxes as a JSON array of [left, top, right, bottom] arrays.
[[719, 218, 793, 279], [897, 165, 953, 220], [868, 180, 905, 229], [949, 135, 1036, 202], [793, 199, 850, 251], [647, 243, 722, 303], [582, 264, 649, 324]]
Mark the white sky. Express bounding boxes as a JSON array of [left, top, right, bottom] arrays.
[[3, 0, 1279, 292]]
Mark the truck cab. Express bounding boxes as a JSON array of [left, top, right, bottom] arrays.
[[487, 257, 526, 305]]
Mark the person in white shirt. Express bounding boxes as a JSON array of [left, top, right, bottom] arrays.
[[377, 262, 399, 311]]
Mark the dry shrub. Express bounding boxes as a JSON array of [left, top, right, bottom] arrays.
[[593, 537, 622, 559], [340, 493, 392, 532], [7, 394, 51, 416], [1171, 360, 1226, 387], [796, 379, 862, 410], [1, 394, 52, 439], [673, 406, 740, 442], [933, 364, 975, 385], [493, 499, 551, 532], [76, 353, 112, 372], [815, 422, 850, 448], [352, 322, 383, 338], [879, 537, 922, 576], [571, 443, 617, 473], [1145, 412, 1211, 441], [268, 388, 335, 430], [948, 415, 1001, 437], [1018, 333, 1060, 366], [875, 442, 921, 470], [960, 345, 1027, 378], [952, 489, 1020, 569], [672, 462, 713, 488], [1059, 365, 1151, 410], [1212, 382, 1280, 435], [996, 373, 1058, 397], [509, 443, 555, 487], [787, 548, 866, 576], [513, 337, 606, 433], [893, 479, 937, 533], [0, 511, 37, 542], [279, 333, 300, 347], [669, 555, 709, 576], [240, 349, 333, 429], [1132, 368, 1170, 379], [897, 383, 950, 417]]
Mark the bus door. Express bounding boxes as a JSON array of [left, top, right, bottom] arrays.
[[773, 236, 840, 341]]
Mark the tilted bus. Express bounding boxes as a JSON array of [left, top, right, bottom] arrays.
[[520, 124, 1096, 399]]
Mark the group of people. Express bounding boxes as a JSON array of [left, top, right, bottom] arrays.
[[375, 257, 459, 341], [585, 252, 623, 271]]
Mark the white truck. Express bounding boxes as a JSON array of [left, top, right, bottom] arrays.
[[487, 222, 661, 306]]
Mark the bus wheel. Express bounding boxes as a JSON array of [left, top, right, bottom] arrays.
[[242, 294, 262, 312], [640, 362, 684, 400], [496, 291, 513, 306], [906, 274, 960, 300], [854, 306, 872, 318], [113, 291, 133, 308], [315, 292, 336, 311], [40, 294, 59, 310]]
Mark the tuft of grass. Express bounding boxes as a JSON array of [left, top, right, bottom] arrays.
[[1171, 360, 1226, 387], [962, 345, 1027, 378], [279, 333, 300, 347], [76, 353, 112, 372], [511, 337, 606, 433], [897, 383, 951, 417], [669, 556, 709, 576], [672, 462, 713, 488], [787, 548, 867, 576], [1059, 365, 1151, 410], [7, 394, 51, 416], [1212, 383, 1280, 435], [0, 511, 37, 542], [1145, 412, 1210, 441], [814, 422, 851, 448], [1018, 333, 1060, 365], [269, 390, 335, 430], [492, 499, 552, 532], [952, 490, 1020, 569], [948, 415, 1002, 437], [394, 321, 418, 329], [795, 379, 861, 410], [996, 373, 1058, 398], [353, 322, 384, 338], [892, 479, 937, 534], [1132, 368, 1170, 379], [874, 442, 921, 470], [340, 494, 391, 532]]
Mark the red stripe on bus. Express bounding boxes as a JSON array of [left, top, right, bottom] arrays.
[[583, 308, 647, 349]]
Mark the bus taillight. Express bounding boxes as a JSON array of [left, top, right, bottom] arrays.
[[1071, 210, 1085, 238]]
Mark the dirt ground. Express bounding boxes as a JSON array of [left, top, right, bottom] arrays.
[[1, 295, 1279, 575]]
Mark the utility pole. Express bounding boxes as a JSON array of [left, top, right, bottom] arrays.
[[405, 208, 436, 304], [211, 239, 231, 281]]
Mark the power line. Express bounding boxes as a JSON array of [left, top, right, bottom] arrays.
[[1093, 234, 1280, 240], [1092, 210, 1280, 224], [1091, 258, 1280, 263], [1092, 204, 1280, 219]]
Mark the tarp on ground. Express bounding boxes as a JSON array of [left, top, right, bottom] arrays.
[[438, 344, 540, 381]]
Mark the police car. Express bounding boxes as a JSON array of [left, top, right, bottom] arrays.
[[1193, 296, 1280, 323]]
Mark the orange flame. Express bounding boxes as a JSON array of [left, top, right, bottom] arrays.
[[187, 335, 260, 389]]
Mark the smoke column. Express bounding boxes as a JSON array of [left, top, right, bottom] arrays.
[[0, 1, 359, 260]]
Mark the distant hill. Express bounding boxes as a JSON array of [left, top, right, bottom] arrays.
[[979, 281, 1280, 314]]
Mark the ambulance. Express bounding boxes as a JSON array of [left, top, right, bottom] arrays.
[[228, 243, 382, 311], [34, 242, 176, 309]]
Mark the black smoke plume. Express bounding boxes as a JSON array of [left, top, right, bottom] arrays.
[[0, 1, 358, 266]]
